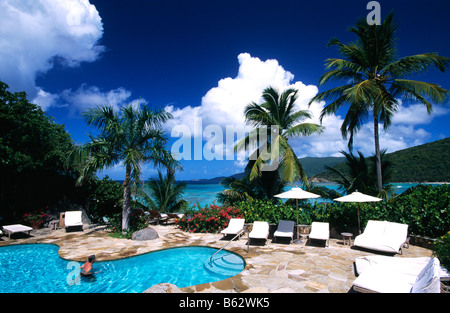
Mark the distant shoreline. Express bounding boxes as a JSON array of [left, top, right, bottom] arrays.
[[178, 180, 449, 185]]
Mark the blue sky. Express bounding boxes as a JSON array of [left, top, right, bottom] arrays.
[[1, 0, 449, 181]]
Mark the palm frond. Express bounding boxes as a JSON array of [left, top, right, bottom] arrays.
[[390, 79, 449, 111], [284, 122, 324, 138], [382, 53, 450, 78]]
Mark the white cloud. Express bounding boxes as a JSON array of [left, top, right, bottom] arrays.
[[165, 53, 326, 160], [165, 52, 450, 166], [393, 102, 449, 125], [59, 84, 138, 114], [0, 0, 104, 106]]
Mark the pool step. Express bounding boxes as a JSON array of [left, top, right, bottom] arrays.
[[204, 254, 245, 278]]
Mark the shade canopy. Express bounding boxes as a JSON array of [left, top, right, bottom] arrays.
[[334, 191, 382, 235], [334, 191, 382, 203], [274, 187, 321, 243], [274, 187, 321, 200]]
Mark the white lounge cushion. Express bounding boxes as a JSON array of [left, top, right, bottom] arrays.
[[221, 218, 245, 235], [309, 222, 329, 241], [273, 230, 293, 238], [249, 221, 269, 239], [354, 255, 430, 277], [65, 211, 83, 227], [353, 264, 416, 293], [2, 224, 33, 233], [352, 256, 443, 293], [411, 258, 442, 293], [354, 220, 408, 253], [273, 220, 294, 239], [2, 224, 33, 238]]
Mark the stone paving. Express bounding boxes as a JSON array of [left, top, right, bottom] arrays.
[[0, 223, 433, 293]]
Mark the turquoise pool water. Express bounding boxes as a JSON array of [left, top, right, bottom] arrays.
[[0, 244, 245, 293]]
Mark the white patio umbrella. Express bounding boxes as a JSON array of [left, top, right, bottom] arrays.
[[274, 187, 321, 243], [334, 191, 382, 234]]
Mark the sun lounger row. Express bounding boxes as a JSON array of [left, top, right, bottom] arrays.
[[220, 218, 331, 246]]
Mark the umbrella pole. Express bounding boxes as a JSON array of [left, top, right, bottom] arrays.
[[296, 199, 299, 240], [294, 199, 302, 244], [357, 203, 361, 235]]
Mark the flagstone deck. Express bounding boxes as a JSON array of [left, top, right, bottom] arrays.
[[0, 224, 433, 293]]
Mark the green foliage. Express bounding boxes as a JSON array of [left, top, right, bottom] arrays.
[[237, 199, 312, 225], [320, 185, 449, 238], [22, 211, 50, 228], [176, 204, 243, 233], [70, 104, 174, 230], [433, 231, 450, 271], [324, 150, 393, 198], [0, 81, 77, 220], [310, 12, 449, 193], [230, 185, 448, 239], [388, 184, 449, 237], [107, 212, 148, 239], [86, 176, 124, 223], [387, 138, 450, 182], [136, 171, 188, 213], [314, 138, 450, 183], [235, 86, 323, 196]]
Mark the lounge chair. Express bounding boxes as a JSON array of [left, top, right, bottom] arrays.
[[273, 220, 295, 243], [353, 220, 409, 254], [308, 222, 330, 247], [352, 256, 445, 293], [221, 218, 245, 239], [249, 221, 270, 245], [64, 211, 83, 231], [166, 213, 184, 221], [2, 224, 33, 239], [148, 210, 169, 224]]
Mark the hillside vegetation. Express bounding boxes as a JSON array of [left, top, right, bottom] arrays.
[[314, 138, 450, 183]]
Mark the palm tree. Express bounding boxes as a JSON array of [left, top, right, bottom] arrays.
[[325, 150, 392, 198], [235, 86, 323, 196], [309, 12, 449, 193], [136, 170, 188, 213], [70, 104, 173, 230]]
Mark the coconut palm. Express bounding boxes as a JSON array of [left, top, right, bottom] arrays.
[[309, 12, 449, 193], [70, 104, 173, 230], [136, 170, 188, 213], [325, 150, 393, 198], [235, 86, 323, 196]]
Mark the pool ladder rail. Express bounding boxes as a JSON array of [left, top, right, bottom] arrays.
[[208, 229, 247, 266]]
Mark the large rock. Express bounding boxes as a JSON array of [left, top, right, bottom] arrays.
[[143, 283, 183, 293], [131, 227, 159, 241]]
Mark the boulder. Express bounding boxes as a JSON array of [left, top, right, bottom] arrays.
[[131, 227, 159, 241]]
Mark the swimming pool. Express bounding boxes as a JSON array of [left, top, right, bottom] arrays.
[[0, 244, 245, 293]]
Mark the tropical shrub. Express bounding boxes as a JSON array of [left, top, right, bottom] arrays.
[[387, 184, 449, 238], [176, 204, 243, 233], [237, 199, 312, 225], [22, 211, 50, 228], [87, 176, 123, 223], [433, 231, 450, 271], [313, 185, 449, 238], [108, 211, 148, 239]]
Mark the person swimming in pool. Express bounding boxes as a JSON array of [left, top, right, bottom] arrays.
[[80, 255, 100, 276]]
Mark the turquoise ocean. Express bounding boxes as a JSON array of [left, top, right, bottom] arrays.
[[182, 182, 444, 207]]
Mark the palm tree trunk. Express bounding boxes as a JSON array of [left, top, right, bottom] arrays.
[[122, 164, 132, 231], [373, 115, 383, 193]]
